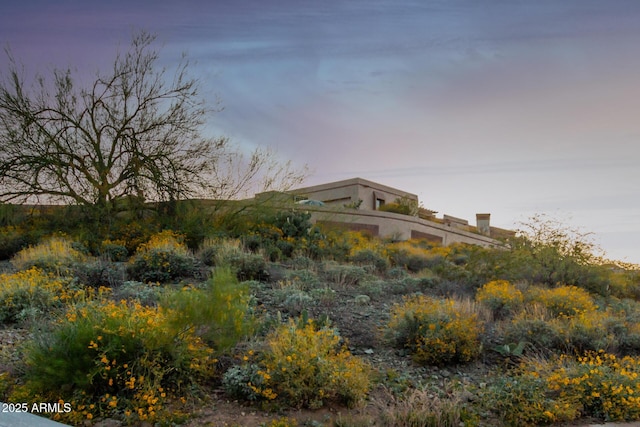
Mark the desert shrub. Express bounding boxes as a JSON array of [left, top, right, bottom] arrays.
[[388, 249, 432, 273], [222, 363, 266, 402], [284, 268, 320, 290], [481, 370, 580, 426], [99, 239, 129, 262], [377, 387, 476, 427], [387, 266, 409, 279], [322, 263, 368, 288], [261, 417, 298, 427], [528, 351, 640, 422], [528, 285, 598, 317], [608, 270, 640, 300], [0, 268, 82, 324], [386, 295, 483, 366], [386, 241, 451, 273], [161, 267, 254, 351], [288, 255, 315, 270], [73, 260, 125, 288], [227, 252, 269, 281], [200, 239, 269, 280], [16, 298, 216, 424], [503, 310, 563, 353], [228, 318, 371, 409], [283, 290, 314, 314], [561, 310, 618, 353], [128, 230, 196, 283], [0, 226, 28, 260], [109, 220, 159, 254], [476, 280, 524, 319], [358, 280, 384, 299], [11, 236, 88, 275], [616, 318, 640, 355], [349, 248, 389, 273], [112, 281, 162, 306], [197, 242, 222, 267], [309, 287, 337, 306]]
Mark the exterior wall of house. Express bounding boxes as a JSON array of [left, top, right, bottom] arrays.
[[281, 177, 514, 247], [291, 177, 418, 211], [296, 205, 505, 247]]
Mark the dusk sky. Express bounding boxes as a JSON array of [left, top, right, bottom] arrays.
[[1, 1, 639, 263]]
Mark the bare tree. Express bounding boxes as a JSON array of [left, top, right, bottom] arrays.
[[0, 32, 305, 217]]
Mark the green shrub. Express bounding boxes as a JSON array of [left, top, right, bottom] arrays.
[[559, 310, 619, 353], [230, 318, 371, 409], [201, 239, 269, 280], [73, 260, 125, 288], [284, 268, 320, 290], [99, 240, 129, 262], [112, 281, 162, 306], [349, 249, 389, 273], [227, 252, 269, 281], [386, 295, 483, 366], [223, 363, 269, 402], [309, 287, 337, 306], [128, 230, 196, 283], [283, 290, 314, 314], [161, 267, 254, 351], [503, 311, 563, 353], [16, 297, 216, 424], [322, 263, 368, 288], [11, 236, 87, 275], [0, 226, 28, 260], [288, 255, 315, 270]]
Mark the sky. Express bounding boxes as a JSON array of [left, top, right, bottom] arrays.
[[1, 0, 639, 264]]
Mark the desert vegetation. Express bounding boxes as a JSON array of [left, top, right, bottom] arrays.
[[3, 26, 639, 427], [0, 203, 639, 427]]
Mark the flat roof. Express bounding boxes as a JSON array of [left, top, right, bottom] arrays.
[[290, 177, 418, 199]]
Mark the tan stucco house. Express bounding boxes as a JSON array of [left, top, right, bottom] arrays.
[[256, 177, 514, 247]]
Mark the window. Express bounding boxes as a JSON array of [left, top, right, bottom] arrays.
[[373, 191, 386, 210]]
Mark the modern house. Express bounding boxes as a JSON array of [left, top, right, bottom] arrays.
[[259, 177, 514, 247]]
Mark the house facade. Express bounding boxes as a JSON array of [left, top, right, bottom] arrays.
[[281, 177, 514, 247]]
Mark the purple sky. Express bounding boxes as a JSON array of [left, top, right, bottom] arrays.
[[2, 0, 640, 263]]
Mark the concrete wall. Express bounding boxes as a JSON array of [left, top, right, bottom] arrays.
[[296, 205, 504, 248], [291, 177, 418, 211]]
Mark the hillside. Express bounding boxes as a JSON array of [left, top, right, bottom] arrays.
[[1, 209, 640, 426]]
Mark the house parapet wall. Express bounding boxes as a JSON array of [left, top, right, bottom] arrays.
[[295, 205, 504, 247]]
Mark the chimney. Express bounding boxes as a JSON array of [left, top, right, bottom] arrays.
[[476, 213, 491, 236]]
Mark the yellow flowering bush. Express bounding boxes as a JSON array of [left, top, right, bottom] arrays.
[[261, 417, 298, 427], [128, 230, 196, 282], [226, 318, 371, 409], [11, 236, 87, 275], [484, 351, 640, 425], [0, 268, 83, 323], [475, 280, 524, 319], [528, 285, 598, 317], [481, 368, 580, 426], [536, 351, 640, 422], [16, 297, 216, 424], [386, 295, 483, 366]]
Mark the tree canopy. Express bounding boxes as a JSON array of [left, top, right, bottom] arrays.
[[0, 32, 305, 215]]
